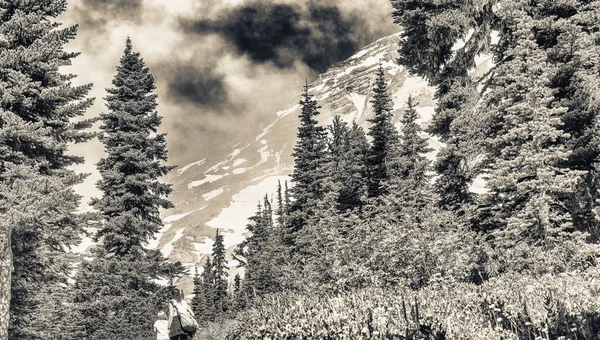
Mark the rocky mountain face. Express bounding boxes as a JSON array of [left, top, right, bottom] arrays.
[[157, 33, 493, 274]]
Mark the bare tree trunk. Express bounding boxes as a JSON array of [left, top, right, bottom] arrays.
[[0, 226, 11, 340]]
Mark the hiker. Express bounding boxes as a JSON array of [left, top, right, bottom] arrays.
[[168, 288, 198, 340], [154, 311, 169, 340]]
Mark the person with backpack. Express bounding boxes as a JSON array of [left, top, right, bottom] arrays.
[[168, 288, 198, 340]]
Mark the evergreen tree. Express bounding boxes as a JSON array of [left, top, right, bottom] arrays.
[[262, 194, 273, 232], [73, 38, 175, 338], [92, 37, 175, 256], [231, 273, 246, 313], [0, 1, 94, 337], [212, 229, 229, 317], [276, 180, 285, 231], [191, 266, 203, 322], [286, 83, 328, 244], [200, 256, 215, 323], [541, 1, 600, 241], [386, 96, 433, 205], [391, 0, 495, 211], [326, 117, 368, 211], [284, 180, 291, 217], [366, 65, 401, 198], [482, 12, 592, 274], [233, 273, 241, 294], [235, 199, 280, 296], [342, 121, 369, 210]]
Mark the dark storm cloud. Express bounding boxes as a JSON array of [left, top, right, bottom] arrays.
[[165, 65, 229, 109], [181, 1, 381, 73]]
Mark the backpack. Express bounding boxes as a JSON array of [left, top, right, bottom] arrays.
[[171, 301, 198, 333]]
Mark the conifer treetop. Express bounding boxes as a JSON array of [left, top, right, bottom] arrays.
[[93, 38, 175, 257]]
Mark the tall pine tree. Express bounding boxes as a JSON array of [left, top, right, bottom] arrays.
[[191, 266, 203, 322], [387, 96, 433, 204], [482, 11, 592, 274], [200, 256, 215, 323], [286, 83, 328, 245], [391, 0, 495, 211], [366, 64, 401, 198], [211, 229, 229, 318], [0, 1, 94, 337], [73, 38, 175, 338], [326, 117, 368, 211]]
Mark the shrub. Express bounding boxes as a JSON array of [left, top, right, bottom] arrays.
[[227, 270, 600, 339]]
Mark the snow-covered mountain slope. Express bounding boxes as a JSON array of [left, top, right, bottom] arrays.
[[157, 33, 493, 271]]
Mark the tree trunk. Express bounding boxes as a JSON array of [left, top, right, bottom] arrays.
[[0, 226, 11, 340]]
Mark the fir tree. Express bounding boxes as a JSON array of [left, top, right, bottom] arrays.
[[262, 194, 273, 232], [200, 256, 215, 323], [233, 273, 241, 294], [366, 65, 401, 198], [276, 180, 285, 232], [391, 0, 494, 211], [284, 180, 291, 217], [542, 1, 600, 241], [341, 121, 369, 210], [387, 96, 433, 204], [482, 12, 591, 273], [73, 38, 174, 338], [191, 266, 203, 322], [0, 1, 94, 337], [286, 83, 328, 244], [326, 117, 368, 211], [235, 199, 280, 296], [212, 229, 229, 317], [92, 37, 175, 256]]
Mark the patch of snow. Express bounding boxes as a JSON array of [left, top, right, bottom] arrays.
[[206, 176, 290, 250], [392, 77, 432, 111], [350, 48, 370, 60], [491, 30, 500, 45], [206, 160, 229, 174], [233, 159, 247, 167], [204, 145, 249, 174], [382, 60, 401, 75], [222, 166, 230, 170], [164, 211, 195, 223], [154, 278, 170, 286], [256, 119, 279, 141], [342, 52, 384, 77], [260, 139, 267, 145], [470, 174, 489, 194], [233, 167, 248, 175], [251, 174, 269, 182], [193, 237, 215, 258], [253, 145, 270, 168], [452, 29, 475, 51], [311, 82, 326, 92], [188, 174, 225, 189], [348, 92, 367, 117], [415, 106, 436, 125], [147, 223, 172, 249], [161, 228, 183, 258], [70, 227, 97, 254], [425, 135, 443, 161], [203, 187, 224, 201], [177, 158, 206, 176], [276, 104, 300, 118]]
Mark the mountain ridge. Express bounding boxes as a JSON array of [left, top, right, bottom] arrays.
[[157, 33, 492, 273]]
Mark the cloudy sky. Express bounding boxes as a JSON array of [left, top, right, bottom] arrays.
[[61, 0, 398, 206]]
